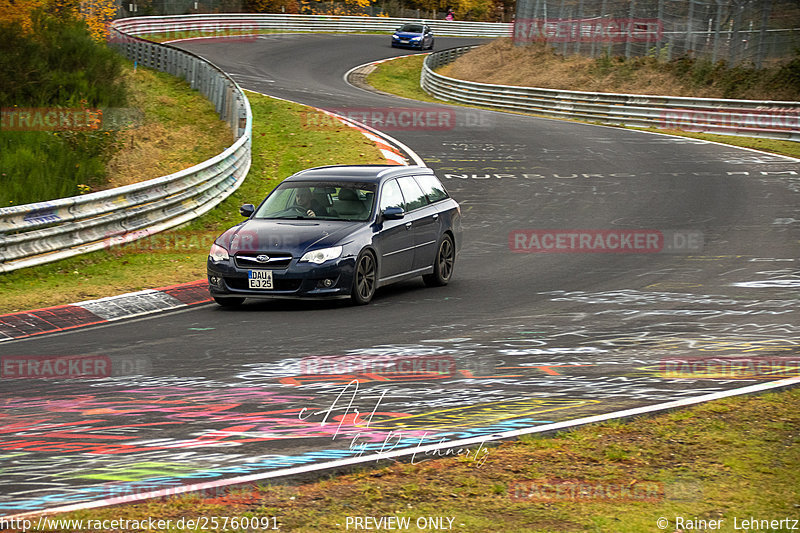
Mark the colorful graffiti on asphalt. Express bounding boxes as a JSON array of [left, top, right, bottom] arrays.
[[2, 304, 799, 512]]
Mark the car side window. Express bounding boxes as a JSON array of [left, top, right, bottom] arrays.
[[379, 179, 405, 212], [397, 176, 430, 212], [414, 174, 449, 203]]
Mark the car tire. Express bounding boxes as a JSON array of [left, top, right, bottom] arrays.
[[423, 234, 455, 287], [213, 296, 245, 308], [351, 250, 377, 305]]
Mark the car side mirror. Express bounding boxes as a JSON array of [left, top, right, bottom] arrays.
[[240, 203, 255, 217], [382, 206, 405, 220]]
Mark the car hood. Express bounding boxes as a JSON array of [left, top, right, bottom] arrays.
[[394, 31, 423, 38], [216, 219, 362, 255]]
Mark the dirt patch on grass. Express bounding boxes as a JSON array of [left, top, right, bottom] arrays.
[[104, 65, 232, 189]]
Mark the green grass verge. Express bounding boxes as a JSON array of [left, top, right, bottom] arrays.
[[0, 90, 386, 314], [366, 54, 438, 103], [48, 388, 800, 532], [366, 55, 800, 159], [0, 128, 113, 206]]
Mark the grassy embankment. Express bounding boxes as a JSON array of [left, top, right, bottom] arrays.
[[46, 387, 800, 532], [366, 41, 800, 159]]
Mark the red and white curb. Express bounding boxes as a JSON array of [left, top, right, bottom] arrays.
[[317, 109, 415, 165], [0, 280, 210, 342], [347, 52, 431, 71]]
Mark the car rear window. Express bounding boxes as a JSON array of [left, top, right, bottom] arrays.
[[397, 176, 429, 212], [414, 174, 449, 203]]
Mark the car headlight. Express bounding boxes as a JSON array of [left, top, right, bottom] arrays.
[[299, 246, 343, 264], [411, 36, 422, 40], [209, 243, 230, 262]]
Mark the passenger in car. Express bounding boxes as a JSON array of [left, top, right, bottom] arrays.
[[335, 188, 368, 219]]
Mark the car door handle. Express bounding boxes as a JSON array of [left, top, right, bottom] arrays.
[[405, 222, 413, 229]]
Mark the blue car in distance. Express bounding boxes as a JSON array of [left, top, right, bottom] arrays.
[[207, 165, 461, 306], [391, 23, 434, 50]]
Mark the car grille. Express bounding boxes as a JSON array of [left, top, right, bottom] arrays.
[[225, 277, 302, 291], [234, 252, 293, 269]]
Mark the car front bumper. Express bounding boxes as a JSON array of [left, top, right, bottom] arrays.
[[207, 256, 356, 300], [392, 38, 425, 49]]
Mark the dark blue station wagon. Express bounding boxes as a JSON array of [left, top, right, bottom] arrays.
[[207, 165, 461, 306]]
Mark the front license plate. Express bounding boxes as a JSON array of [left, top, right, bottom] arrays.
[[400, 40, 409, 43], [248, 270, 273, 289]]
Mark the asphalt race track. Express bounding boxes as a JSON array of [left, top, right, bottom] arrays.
[[1, 34, 799, 516]]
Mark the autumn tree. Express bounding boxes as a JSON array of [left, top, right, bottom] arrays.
[[0, 0, 49, 30], [79, 0, 118, 41], [246, 0, 299, 13], [0, 0, 117, 40]]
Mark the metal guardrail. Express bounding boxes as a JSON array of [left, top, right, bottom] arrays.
[[0, 15, 509, 273], [111, 13, 513, 38], [0, 22, 253, 273], [422, 46, 800, 142]]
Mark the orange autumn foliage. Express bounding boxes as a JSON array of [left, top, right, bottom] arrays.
[[0, 0, 116, 41]]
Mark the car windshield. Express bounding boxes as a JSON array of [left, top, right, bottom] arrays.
[[399, 24, 424, 33], [254, 182, 376, 222]]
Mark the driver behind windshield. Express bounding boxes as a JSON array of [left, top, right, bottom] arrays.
[[295, 188, 325, 217]]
